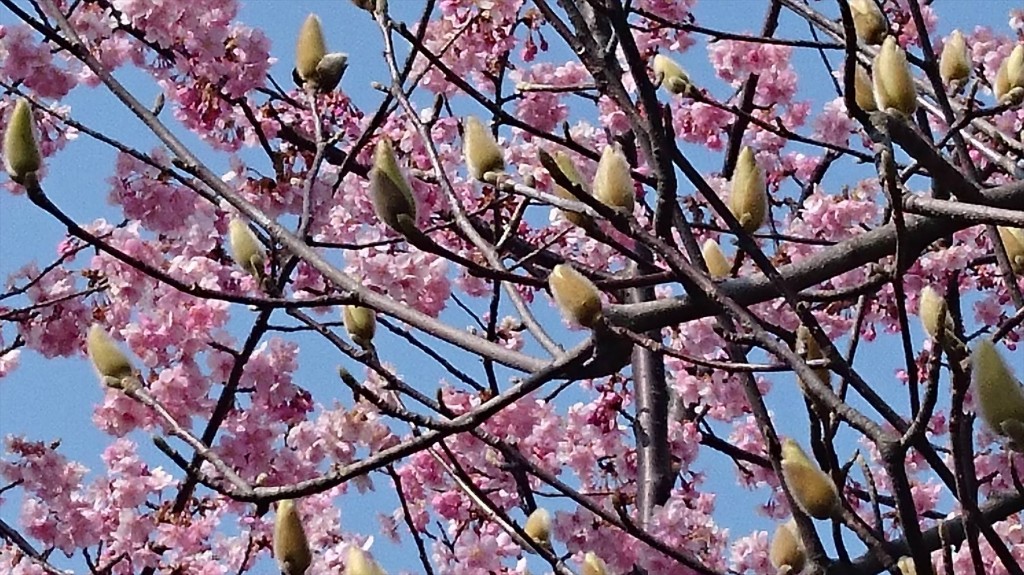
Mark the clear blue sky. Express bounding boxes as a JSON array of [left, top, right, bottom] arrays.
[[0, 1, 1018, 573]]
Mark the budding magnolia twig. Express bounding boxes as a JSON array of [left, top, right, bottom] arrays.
[[973, 339, 1024, 450], [463, 116, 504, 181], [872, 36, 917, 116], [653, 54, 692, 95], [701, 238, 731, 279], [592, 144, 635, 212], [4, 99, 41, 183], [274, 500, 312, 575], [228, 218, 266, 281], [346, 546, 387, 575], [728, 146, 767, 233], [86, 324, 136, 389], [581, 552, 610, 575], [854, 65, 877, 112], [849, 0, 886, 45], [998, 226, 1024, 273], [939, 30, 971, 86], [343, 305, 376, 350], [293, 14, 347, 92], [369, 137, 417, 234], [769, 520, 806, 574], [546, 150, 592, 226], [548, 264, 603, 328], [780, 438, 840, 519], [796, 325, 830, 389], [523, 507, 552, 548]]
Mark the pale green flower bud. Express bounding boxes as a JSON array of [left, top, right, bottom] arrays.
[[769, 519, 806, 573], [728, 146, 767, 233], [523, 507, 552, 548], [346, 546, 387, 575], [973, 339, 1024, 450], [295, 14, 327, 84], [872, 36, 917, 115], [228, 218, 266, 280], [592, 145, 634, 212], [653, 54, 692, 95], [3, 99, 41, 183], [343, 305, 376, 349], [274, 500, 312, 575], [581, 552, 609, 575], [998, 226, 1024, 273], [781, 439, 840, 519], [369, 138, 417, 234], [939, 30, 971, 86], [548, 264, 602, 328], [854, 65, 877, 112], [86, 324, 136, 389], [463, 116, 504, 181], [701, 238, 731, 279], [850, 0, 886, 45]]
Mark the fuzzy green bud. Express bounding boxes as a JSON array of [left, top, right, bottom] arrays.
[[998, 227, 1024, 273], [4, 99, 41, 183], [769, 520, 806, 574], [592, 145, 634, 212], [86, 324, 136, 389], [295, 14, 327, 84], [463, 116, 504, 181], [523, 507, 552, 548], [973, 339, 1024, 450], [549, 264, 602, 328], [274, 500, 312, 575], [369, 138, 417, 234], [728, 146, 767, 233], [939, 30, 971, 86], [228, 218, 266, 280], [701, 238, 731, 279], [850, 0, 886, 45], [781, 438, 840, 519], [346, 546, 387, 575], [873, 36, 917, 115], [343, 305, 376, 349], [581, 552, 609, 575]]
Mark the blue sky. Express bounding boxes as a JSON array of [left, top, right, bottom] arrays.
[[1, 1, 1021, 573]]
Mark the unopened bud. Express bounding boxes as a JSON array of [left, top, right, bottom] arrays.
[[3, 99, 41, 183], [314, 53, 349, 93], [728, 146, 767, 233], [593, 145, 634, 212], [896, 556, 916, 575], [796, 326, 830, 388], [973, 339, 1024, 450], [998, 226, 1024, 272], [228, 218, 266, 280], [295, 14, 327, 84], [872, 36, 917, 115], [343, 305, 376, 349], [917, 286, 957, 344], [1006, 45, 1024, 95], [369, 138, 417, 234], [939, 30, 971, 86], [701, 238, 731, 279], [581, 552, 609, 575], [548, 150, 591, 226], [548, 264, 603, 328], [769, 520, 806, 573], [274, 500, 312, 575], [463, 116, 504, 181], [523, 508, 552, 548], [346, 546, 386, 575], [780, 438, 840, 519], [653, 54, 692, 95], [854, 65, 877, 111], [86, 324, 136, 389], [849, 0, 886, 45]]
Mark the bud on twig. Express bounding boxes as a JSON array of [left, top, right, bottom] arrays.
[[998, 227, 1024, 272], [593, 145, 634, 213], [917, 286, 963, 351], [780, 438, 840, 519], [849, 0, 886, 45], [523, 507, 552, 549], [896, 556, 916, 575], [796, 325, 830, 388], [346, 546, 387, 575], [548, 150, 591, 226], [581, 552, 609, 575], [369, 138, 417, 234], [548, 264, 603, 328], [995, 45, 1024, 103], [228, 218, 266, 281], [653, 54, 692, 95], [343, 305, 376, 350], [463, 116, 504, 181], [86, 324, 136, 389], [769, 520, 806, 574], [701, 238, 731, 279], [728, 146, 767, 233], [3, 99, 41, 184], [295, 14, 327, 84], [939, 30, 971, 86], [973, 339, 1024, 450], [274, 500, 312, 575], [872, 36, 917, 116], [853, 65, 877, 112]]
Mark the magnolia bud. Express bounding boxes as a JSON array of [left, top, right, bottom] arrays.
[[917, 286, 959, 346], [228, 218, 266, 280], [769, 520, 806, 573], [701, 238, 731, 279], [274, 500, 312, 575], [550, 150, 591, 226], [1006, 45, 1024, 96], [343, 305, 376, 349], [939, 30, 971, 86], [780, 438, 840, 519], [973, 339, 1024, 449], [581, 552, 609, 575], [86, 324, 136, 389], [593, 145, 634, 212], [346, 546, 386, 575], [314, 53, 349, 93], [796, 326, 830, 389], [369, 138, 417, 234], [295, 14, 327, 84], [854, 65, 877, 112], [653, 54, 691, 95], [523, 508, 552, 548], [4, 99, 41, 183], [463, 116, 504, 181], [896, 556, 916, 575], [548, 264, 602, 328], [728, 146, 767, 233], [998, 226, 1024, 273], [849, 0, 886, 45], [872, 36, 917, 115]]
